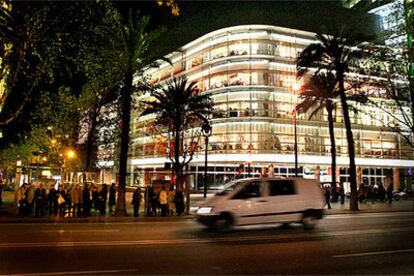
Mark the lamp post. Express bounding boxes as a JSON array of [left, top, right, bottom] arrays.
[[201, 122, 212, 198], [291, 84, 301, 177], [14, 160, 22, 213]]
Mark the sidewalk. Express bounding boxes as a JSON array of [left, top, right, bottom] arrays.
[[0, 195, 412, 224], [324, 198, 414, 215]]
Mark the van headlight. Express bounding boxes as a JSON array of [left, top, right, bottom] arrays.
[[197, 207, 213, 214]]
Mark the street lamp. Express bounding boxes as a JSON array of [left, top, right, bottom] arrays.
[[61, 149, 76, 183], [201, 121, 212, 198], [291, 84, 301, 177], [66, 149, 76, 159]]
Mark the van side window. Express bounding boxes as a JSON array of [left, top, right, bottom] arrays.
[[269, 180, 295, 196], [232, 181, 261, 199]]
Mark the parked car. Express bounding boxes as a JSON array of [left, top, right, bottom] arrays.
[[196, 177, 324, 231]]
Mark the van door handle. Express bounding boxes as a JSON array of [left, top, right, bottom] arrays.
[[258, 200, 267, 203]]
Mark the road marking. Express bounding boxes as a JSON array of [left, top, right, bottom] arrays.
[[6, 269, 138, 276], [333, 249, 414, 258], [0, 226, 411, 249], [39, 229, 119, 233]]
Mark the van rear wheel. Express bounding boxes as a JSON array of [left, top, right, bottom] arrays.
[[302, 214, 318, 230]]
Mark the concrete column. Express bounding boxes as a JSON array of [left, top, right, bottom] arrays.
[[130, 165, 134, 186], [357, 167, 362, 185], [261, 165, 267, 177], [315, 165, 320, 183], [268, 164, 274, 177], [393, 168, 400, 191]]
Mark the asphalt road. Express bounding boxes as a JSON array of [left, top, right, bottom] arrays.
[[0, 211, 413, 275]]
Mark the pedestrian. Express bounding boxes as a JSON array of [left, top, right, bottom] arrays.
[[99, 184, 108, 216], [82, 183, 91, 217], [26, 183, 35, 215], [34, 183, 47, 217], [159, 186, 168, 216], [373, 183, 379, 202], [339, 183, 345, 205], [65, 185, 73, 217], [92, 185, 99, 213], [378, 182, 386, 202], [132, 187, 142, 217], [0, 179, 4, 210], [323, 185, 331, 209], [331, 182, 339, 203], [56, 185, 66, 217], [387, 182, 393, 204], [108, 183, 116, 213], [48, 185, 57, 215], [168, 185, 176, 215], [17, 184, 27, 217], [148, 186, 157, 216], [174, 189, 184, 216], [358, 183, 365, 203], [71, 184, 82, 217]]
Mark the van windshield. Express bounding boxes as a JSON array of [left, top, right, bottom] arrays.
[[216, 179, 244, 196]]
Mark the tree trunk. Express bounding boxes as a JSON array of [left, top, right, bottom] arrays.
[[174, 127, 181, 190], [327, 104, 337, 201], [338, 72, 358, 211], [326, 102, 336, 188], [115, 72, 133, 217]]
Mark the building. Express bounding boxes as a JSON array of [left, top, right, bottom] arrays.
[[99, 2, 413, 190]]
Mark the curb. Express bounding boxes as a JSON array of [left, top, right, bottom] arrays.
[[0, 215, 194, 224]]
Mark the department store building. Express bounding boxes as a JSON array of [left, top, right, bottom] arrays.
[[100, 2, 414, 190]]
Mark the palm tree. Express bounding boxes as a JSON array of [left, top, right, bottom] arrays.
[[297, 32, 359, 211], [0, 3, 37, 126], [297, 72, 339, 195], [144, 77, 215, 212], [114, 11, 162, 216]]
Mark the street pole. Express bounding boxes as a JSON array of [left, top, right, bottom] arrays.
[[203, 135, 208, 198], [14, 160, 22, 213], [291, 84, 301, 177], [201, 121, 212, 198], [294, 103, 298, 177]]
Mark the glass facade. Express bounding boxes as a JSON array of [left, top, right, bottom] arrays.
[[121, 25, 413, 188]]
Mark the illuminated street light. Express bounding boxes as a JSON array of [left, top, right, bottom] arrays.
[[66, 149, 76, 159]]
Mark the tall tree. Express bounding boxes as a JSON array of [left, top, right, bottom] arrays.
[[114, 11, 162, 216], [297, 31, 360, 211], [351, 0, 413, 150], [352, 44, 413, 150], [297, 72, 339, 192], [144, 77, 215, 213]]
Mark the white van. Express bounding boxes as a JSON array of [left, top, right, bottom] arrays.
[[196, 177, 324, 230]]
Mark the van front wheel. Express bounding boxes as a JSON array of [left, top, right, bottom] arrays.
[[302, 213, 318, 230], [214, 214, 233, 232]]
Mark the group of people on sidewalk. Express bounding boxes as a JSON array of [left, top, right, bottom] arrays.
[[322, 181, 395, 209], [14, 182, 117, 218], [142, 185, 185, 217], [7, 181, 186, 218], [357, 182, 394, 204]]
